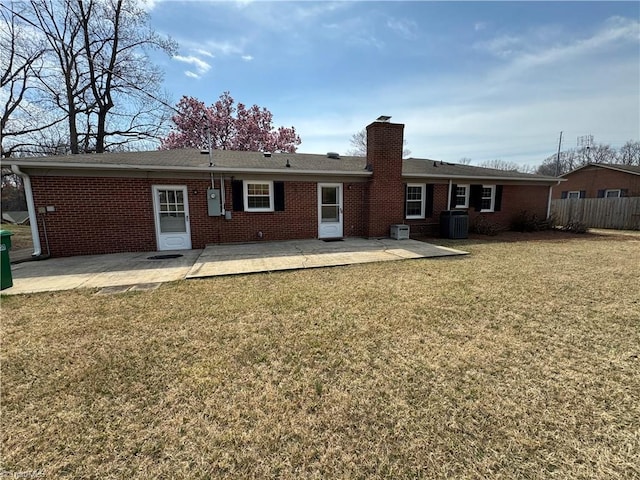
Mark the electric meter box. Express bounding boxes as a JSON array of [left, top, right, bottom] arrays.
[[207, 188, 222, 216]]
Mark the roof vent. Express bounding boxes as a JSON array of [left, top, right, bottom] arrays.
[[376, 115, 391, 123], [327, 152, 340, 159], [263, 152, 272, 158]]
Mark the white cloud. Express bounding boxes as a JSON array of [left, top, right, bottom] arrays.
[[474, 22, 487, 32], [387, 18, 418, 40], [294, 17, 639, 166], [173, 54, 211, 73], [194, 49, 214, 58], [241, 55, 254, 61], [173, 54, 211, 79]]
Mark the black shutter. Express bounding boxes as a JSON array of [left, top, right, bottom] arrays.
[[579, 190, 586, 199], [403, 184, 407, 218], [561, 191, 568, 199], [470, 184, 483, 211], [425, 184, 434, 218], [274, 181, 285, 211], [449, 184, 457, 209], [597, 189, 605, 198], [621, 189, 628, 197], [494, 185, 503, 212], [232, 180, 244, 211]]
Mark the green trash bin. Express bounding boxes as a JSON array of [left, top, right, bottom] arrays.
[[1, 230, 14, 290]]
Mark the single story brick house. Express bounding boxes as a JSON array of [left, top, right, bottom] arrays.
[[554, 163, 640, 199], [6, 119, 560, 258]]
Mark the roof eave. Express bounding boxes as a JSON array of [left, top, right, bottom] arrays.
[[561, 163, 640, 177], [5, 160, 372, 177], [403, 172, 563, 183]]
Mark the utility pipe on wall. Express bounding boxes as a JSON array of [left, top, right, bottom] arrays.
[[547, 181, 562, 219], [10, 165, 42, 257]]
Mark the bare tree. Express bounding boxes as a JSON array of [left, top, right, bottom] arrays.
[[458, 157, 472, 165], [2, 0, 176, 156], [618, 140, 640, 165], [346, 128, 411, 158], [75, 0, 176, 152], [0, 2, 52, 157], [479, 159, 534, 172]]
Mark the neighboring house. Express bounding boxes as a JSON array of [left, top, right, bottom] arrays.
[[1, 211, 30, 225], [554, 163, 640, 199], [4, 119, 560, 258]]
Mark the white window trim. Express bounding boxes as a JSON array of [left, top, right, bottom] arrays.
[[480, 185, 496, 213], [243, 180, 274, 212], [605, 189, 621, 198], [406, 183, 426, 219], [567, 191, 581, 199], [455, 184, 470, 209]]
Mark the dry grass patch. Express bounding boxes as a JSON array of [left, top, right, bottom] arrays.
[[0, 224, 32, 250], [2, 234, 639, 478]]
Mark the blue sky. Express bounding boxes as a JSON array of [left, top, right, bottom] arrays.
[[146, 1, 639, 167]]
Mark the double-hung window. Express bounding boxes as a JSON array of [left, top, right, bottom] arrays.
[[243, 181, 274, 212], [480, 185, 496, 212], [605, 189, 621, 198], [406, 184, 426, 219], [455, 184, 469, 208], [567, 191, 581, 199]]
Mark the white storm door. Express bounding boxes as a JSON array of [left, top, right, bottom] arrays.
[[152, 185, 192, 250], [318, 183, 343, 239]]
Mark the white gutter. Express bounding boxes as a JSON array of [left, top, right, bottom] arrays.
[[6, 161, 372, 177], [547, 180, 562, 219], [403, 173, 564, 183], [10, 165, 42, 257]]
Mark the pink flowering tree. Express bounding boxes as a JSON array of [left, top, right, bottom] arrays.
[[160, 92, 301, 152]]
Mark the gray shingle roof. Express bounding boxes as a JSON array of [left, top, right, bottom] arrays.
[[5, 148, 559, 182], [562, 163, 640, 176]]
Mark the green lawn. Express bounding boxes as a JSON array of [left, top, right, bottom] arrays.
[[2, 231, 639, 479]]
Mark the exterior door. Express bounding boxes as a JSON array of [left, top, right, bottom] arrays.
[[318, 183, 343, 239], [152, 185, 192, 250]]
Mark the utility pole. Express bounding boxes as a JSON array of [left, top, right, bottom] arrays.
[[555, 131, 563, 177]]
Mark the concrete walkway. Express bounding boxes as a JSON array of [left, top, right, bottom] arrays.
[[2, 238, 467, 295], [187, 238, 466, 277]]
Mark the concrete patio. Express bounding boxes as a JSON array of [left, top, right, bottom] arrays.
[[2, 238, 467, 295]]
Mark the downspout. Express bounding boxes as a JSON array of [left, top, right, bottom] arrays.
[[447, 179, 453, 209], [10, 165, 42, 257], [547, 181, 561, 219], [220, 175, 226, 215]]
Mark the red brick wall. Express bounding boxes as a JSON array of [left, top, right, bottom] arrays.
[[553, 166, 640, 199], [404, 183, 550, 236], [29, 175, 367, 257], [365, 121, 405, 237]]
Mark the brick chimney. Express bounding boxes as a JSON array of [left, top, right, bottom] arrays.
[[365, 118, 405, 237]]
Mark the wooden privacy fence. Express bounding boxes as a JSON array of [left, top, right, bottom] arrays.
[[551, 197, 640, 230]]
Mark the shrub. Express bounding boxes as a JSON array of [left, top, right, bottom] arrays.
[[471, 216, 502, 236], [511, 210, 554, 232], [561, 221, 588, 234]]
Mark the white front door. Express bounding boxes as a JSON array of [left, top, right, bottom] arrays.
[[318, 183, 343, 238], [152, 185, 192, 250]]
